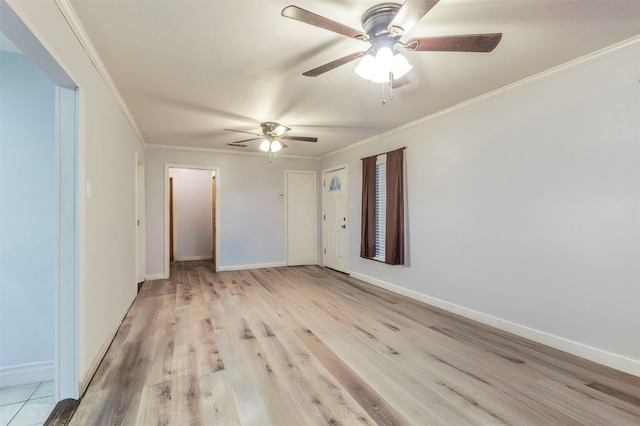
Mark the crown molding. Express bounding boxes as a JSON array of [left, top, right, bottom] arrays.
[[321, 35, 640, 160], [145, 143, 319, 160], [54, 0, 146, 146]]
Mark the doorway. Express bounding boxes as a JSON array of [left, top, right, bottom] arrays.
[[165, 165, 219, 277], [322, 166, 349, 273]]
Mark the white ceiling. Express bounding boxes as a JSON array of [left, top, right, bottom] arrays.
[[68, 0, 640, 157]]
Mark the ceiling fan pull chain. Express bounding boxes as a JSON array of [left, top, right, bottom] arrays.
[[382, 73, 395, 106], [382, 81, 386, 105]]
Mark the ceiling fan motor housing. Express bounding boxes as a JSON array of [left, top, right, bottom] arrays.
[[260, 121, 290, 137], [362, 3, 401, 36], [362, 3, 402, 52]]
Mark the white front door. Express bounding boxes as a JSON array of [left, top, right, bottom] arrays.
[[323, 167, 348, 273], [286, 170, 317, 265]]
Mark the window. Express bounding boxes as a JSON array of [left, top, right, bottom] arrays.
[[329, 176, 341, 191], [360, 148, 404, 265], [374, 155, 386, 261]]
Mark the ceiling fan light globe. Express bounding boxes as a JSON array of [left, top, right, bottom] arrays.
[[375, 47, 393, 70], [391, 53, 412, 79], [259, 139, 270, 152], [274, 125, 288, 136], [371, 69, 391, 83], [355, 54, 375, 80], [271, 140, 283, 152]]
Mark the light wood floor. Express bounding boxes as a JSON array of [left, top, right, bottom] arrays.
[[70, 261, 640, 425]]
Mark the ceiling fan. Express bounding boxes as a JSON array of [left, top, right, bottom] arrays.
[[281, 0, 502, 82], [226, 122, 318, 153]]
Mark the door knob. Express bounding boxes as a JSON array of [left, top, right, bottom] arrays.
[[341, 224, 346, 229]]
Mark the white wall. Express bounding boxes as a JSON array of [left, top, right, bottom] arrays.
[[320, 40, 640, 375], [145, 147, 318, 276], [9, 0, 146, 388], [0, 51, 56, 378], [170, 168, 212, 261]]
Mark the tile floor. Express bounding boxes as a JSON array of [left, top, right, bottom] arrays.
[[0, 381, 55, 426]]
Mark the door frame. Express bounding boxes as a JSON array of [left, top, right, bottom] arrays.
[[322, 164, 349, 272], [134, 152, 145, 284], [55, 86, 79, 400], [284, 170, 318, 266], [164, 163, 220, 278], [211, 175, 217, 270], [169, 177, 174, 262]]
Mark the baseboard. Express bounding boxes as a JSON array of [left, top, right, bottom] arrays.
[[350, 272, 640, 377], [0, 361, 54, 387], [79, 294, 137, 393], [144, 273, 166, 281], [217, 261, 287, 272], [174, 255, 213, 261]]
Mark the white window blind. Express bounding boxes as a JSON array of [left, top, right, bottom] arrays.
[[374, 155, 386, 261]]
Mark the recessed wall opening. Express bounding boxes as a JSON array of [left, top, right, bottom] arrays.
[[0, 1, 79, 406], [165, 165, 219, 277]]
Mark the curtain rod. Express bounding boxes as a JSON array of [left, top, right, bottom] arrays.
[[360, 146, 406, 160]]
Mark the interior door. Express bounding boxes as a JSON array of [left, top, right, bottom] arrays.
[[286, 170, 317, 265], [323, 167, 348, 273]]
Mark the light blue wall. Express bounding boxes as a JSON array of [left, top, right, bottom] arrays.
[[0, 51, 56, 369]]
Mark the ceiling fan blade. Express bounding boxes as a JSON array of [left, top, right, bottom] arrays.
[[282, 136, 318, 143], [303, 51, 367, 77], [405, 33, 503, 52], [227, 143, 248, 147], [230, 137, 262, 144], [282, 5, 368, 41], [388, 0, 440, 37], [224, 128, 262, 137]]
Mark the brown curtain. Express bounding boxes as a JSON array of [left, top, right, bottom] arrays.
[[385, 148, 404, 265], [360, 155, 377, 259]]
